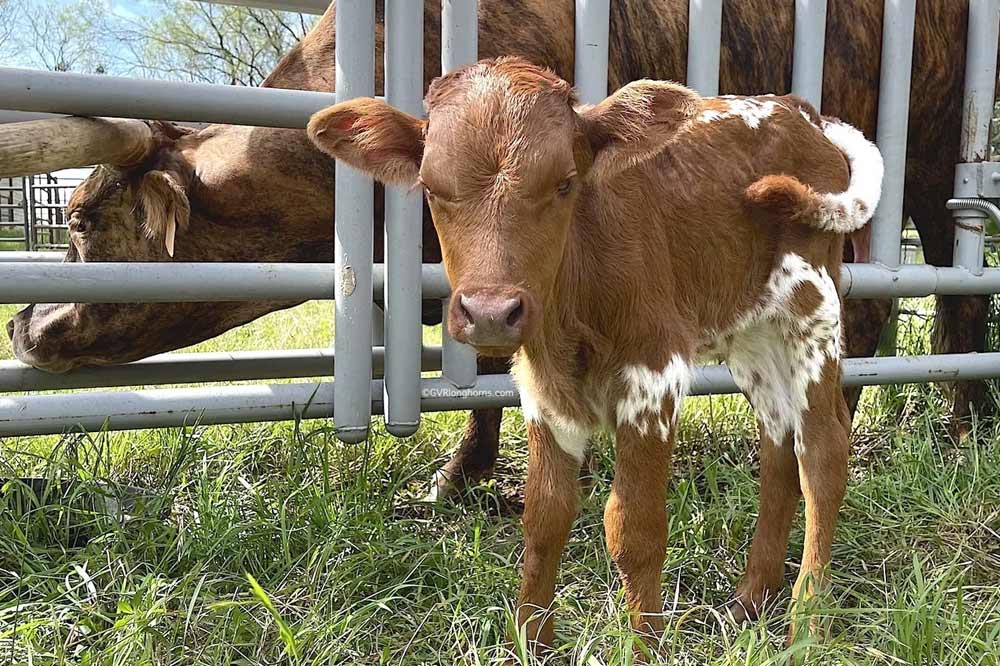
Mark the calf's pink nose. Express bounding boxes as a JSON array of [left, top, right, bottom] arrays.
[[450, 289, 528, 350]]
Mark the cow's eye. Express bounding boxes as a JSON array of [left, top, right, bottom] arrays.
[[69, 213, 88, 234], [557, 174, 577, 197]]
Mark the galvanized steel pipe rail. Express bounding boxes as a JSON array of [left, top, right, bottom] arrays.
[[4, 353, 1000, 437], [5, 261, 1000, 303], [0, 67, 338, 129], [0, 346, 445, 392], [0, 263, 452, 303]]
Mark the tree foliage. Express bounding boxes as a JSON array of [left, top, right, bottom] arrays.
[[0, 0, 19, 53], [0, 0, 315, 85], [115, 1, 315, 86], [8, 0, 112, 73]]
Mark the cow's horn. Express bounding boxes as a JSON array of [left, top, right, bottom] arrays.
[[0, 117, 156, 178]]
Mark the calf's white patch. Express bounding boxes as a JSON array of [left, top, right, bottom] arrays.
[[616, 354, 692, 441], [698, 98, 783, 129], [721, 253, 841, 456]]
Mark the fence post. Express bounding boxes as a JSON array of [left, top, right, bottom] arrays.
[[951, 0, 1000, 275], [575, 0, 611, 105], [383, 0, 424, 437], [440, 0, 479, 389], [871, 0, 916, 268], [333, 0, 376, 444], [686, 0, 723, 96], [791, 0, 828, 109]]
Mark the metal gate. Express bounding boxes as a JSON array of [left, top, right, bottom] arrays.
[[1, 0, 999, 441]]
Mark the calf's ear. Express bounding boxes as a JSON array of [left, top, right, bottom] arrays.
[[308, 98, 426, 187], [578, 80, 699, 181]]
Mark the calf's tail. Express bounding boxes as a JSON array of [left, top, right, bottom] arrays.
[[744, 120, 884, 234]]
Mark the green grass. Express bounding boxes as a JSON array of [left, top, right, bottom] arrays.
[[1, 297, 999, 664]]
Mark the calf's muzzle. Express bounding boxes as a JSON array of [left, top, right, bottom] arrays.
[[448, 287, 535, 354]]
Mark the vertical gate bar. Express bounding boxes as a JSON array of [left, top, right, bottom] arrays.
[[574, 0, 611, 105], [21, 177, 30, 250], [25, 175, 35, 249], [791, 0, 828, 109], [952, 0, 999, 275], [333, 0, 376, 444], [440, 0, 479, 389], [870, 0, 916, 268], [441, 0, 478, 72], [686, 0, 723, 96], [383, 0, 424, 436]]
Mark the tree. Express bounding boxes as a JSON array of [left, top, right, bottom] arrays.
[[0, 0, 21, 54], [114, 1, 316, 86], [11, 0, 113, 73]]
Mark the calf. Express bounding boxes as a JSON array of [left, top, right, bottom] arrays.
[[307, 57, 883, 651]]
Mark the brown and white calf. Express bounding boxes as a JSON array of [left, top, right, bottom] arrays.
[[307, 57, 883, 649]]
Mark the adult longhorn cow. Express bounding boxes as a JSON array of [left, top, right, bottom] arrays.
[[1, 1, 984, 500]]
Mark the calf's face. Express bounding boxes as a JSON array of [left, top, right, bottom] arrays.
[[308, 58, 698, 357]]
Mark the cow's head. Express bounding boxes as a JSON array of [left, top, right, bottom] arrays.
[[308, 56, 697, 357], [4, 118, 332, 372]]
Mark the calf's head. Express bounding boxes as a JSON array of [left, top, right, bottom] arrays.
[[308, 57, 698, 356]]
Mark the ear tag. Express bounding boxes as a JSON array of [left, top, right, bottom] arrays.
[[165, 218, 177, 258]]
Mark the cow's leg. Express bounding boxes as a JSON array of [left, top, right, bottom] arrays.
[[911, 194, 992, 435], [425, 356, 509, 501], [730, 424, 800, 623], [605, 422, 673, 648], [788, 359, 850, 642], [515, 419, 582, 651], [841, 226, 893, 416]]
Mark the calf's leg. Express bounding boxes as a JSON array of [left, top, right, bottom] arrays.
[[730, 425, 800, 622], [840, 227, 893, 417], [516, 420, 581, 650], [605, 424, 674, 645], [788, 360, 850, 642]]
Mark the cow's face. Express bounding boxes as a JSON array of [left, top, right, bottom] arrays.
[[6, 130, 300, 373], [309, 57, 698, 357]]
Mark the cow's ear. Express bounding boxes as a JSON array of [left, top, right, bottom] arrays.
[[137, 169, 190, 258], [577, 80, 699, 181], [308, 98, 426, 187]]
